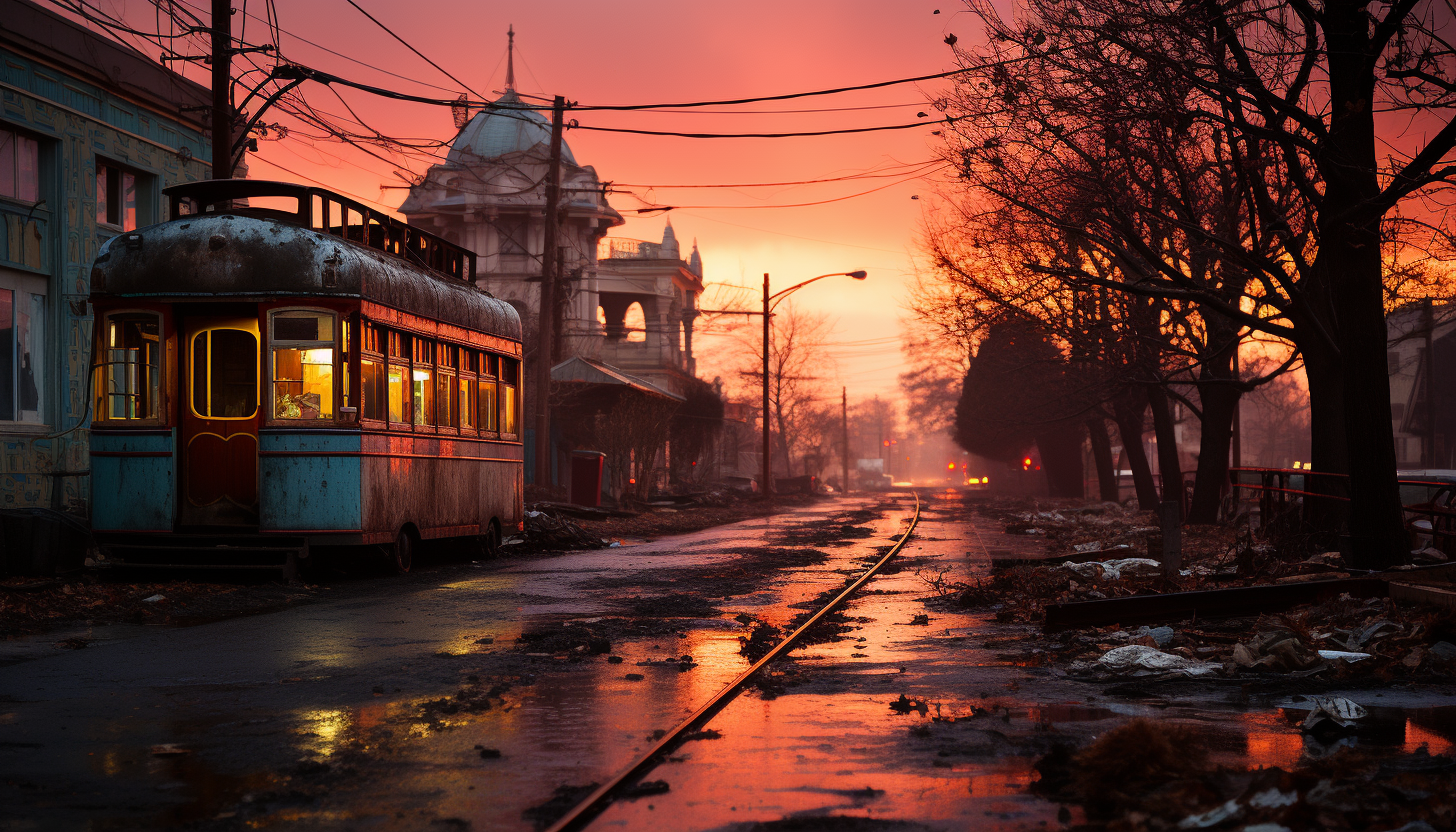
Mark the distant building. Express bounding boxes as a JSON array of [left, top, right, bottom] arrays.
[[595, 220, 703, 395], [398, 30, 713, 493], [1388, 300, 1456, 469], [0, 0, 210, 528]]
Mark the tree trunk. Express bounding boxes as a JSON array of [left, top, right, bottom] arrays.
[[1147, 384, 1184, 509], [1313, 2, 1407, 568], [1188, 331, 1239, 523], [1087, 416, 1119, 502], [1036, 422, 1086, 499], [1112, 390, 1158, 509]]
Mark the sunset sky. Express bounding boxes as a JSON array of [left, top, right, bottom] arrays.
[[92, 0, 967, 403]]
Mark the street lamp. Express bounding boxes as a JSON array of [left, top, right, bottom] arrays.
[[761, 270, 867, 501]]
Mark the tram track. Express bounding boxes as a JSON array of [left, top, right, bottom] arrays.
[[543, 491, 923, 832]]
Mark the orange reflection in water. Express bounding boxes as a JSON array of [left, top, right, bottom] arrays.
[[1238, 711, 1304, 770], [1405, 720, 1454, 755]]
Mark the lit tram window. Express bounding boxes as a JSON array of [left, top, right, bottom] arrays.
[[270, 311, 335, 420]]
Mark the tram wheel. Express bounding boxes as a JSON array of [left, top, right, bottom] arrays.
[[391, 528, 415, 574], [485, 519, 502, 557]]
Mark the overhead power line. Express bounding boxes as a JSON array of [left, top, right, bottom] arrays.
[[575, 119, 952, 140], [341, 0, 486, 100]]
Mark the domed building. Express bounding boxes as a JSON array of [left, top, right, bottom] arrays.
[[399, 29, 711, 494]]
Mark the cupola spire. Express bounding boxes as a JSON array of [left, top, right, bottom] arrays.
[[505, 25, 516, 92]]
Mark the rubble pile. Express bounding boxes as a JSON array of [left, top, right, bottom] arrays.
[[1050, 594, 1456, 681], [515, 505, 610, 552], [1035, 718, 1456, 831]]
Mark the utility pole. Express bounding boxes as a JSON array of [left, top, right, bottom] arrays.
[[841, 387, 850, 495], [534, 95, 565, 489], [761, 273, 772, 501], [210, 0, 232, 179]]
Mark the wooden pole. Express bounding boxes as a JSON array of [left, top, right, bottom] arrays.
[[534, 96, 565, 489], [210, 0, 231, 179], [841, 387, 850, 495], [761, 273, 772, 500]]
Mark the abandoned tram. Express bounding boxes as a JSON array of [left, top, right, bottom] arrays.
[[88, 179, 524, 574]]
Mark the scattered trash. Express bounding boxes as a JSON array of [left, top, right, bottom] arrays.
[[141, 594, 166, 603], [475, 746, 502, 759], [1061, 558, 1164, 581], [680, 728, 721, 742], [907, 613, 930, 625], [149, 743, 189, 756], [1316, 649, 1372, 662], [1096, 645, 1219, 677], [1299, 696, 1367, 734]]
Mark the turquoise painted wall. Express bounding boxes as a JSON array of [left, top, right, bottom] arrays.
[[0, 46, 210, 516]]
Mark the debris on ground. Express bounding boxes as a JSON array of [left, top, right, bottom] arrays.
[[522, 783, 600, 831], [1033, 718, 1456, 831], [518, 505, 608, 552], [1089, 644, 1220, 678], [1299, 696, 1367, 734], [0, 577, 316, 636]]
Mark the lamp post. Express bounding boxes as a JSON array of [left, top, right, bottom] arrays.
[[760, 270, 867, 501]]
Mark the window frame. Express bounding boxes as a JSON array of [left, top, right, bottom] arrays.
[[265, 307, 339, 425], [92, 308, 165, 426], [0, 126, 41, 206], [188, 326, 260, 421], [0, 268, 47, 427], [497, 355, 520, 439], [95, 158, 152, 233]]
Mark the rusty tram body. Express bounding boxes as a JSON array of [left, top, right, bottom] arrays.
[[88, 179, 524, 573]]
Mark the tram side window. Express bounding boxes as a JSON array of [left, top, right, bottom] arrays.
[[500, 356, 519, 436], [477, 353, 497, 433], [191, 329, 258, 418], [95, 313, 160, 421], [360, 323, 386, 422], [458, 350, 476, 432], [436, 345, 456, 430], [387, 330, 407, 424], [270, 311, 334, 420], [412, 338, 434, 427]]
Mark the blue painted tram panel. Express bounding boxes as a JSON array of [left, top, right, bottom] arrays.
[[87, 179, 524, 570]]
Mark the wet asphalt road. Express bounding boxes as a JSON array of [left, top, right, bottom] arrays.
[[3, 490, 1452, 831]]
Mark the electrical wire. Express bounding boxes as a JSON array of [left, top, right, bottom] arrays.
[[341, 0, 485, 100], [616, 166, 943, 212], [609, 160, 941, 190]]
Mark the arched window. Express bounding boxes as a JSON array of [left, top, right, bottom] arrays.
[[624, 302, 646, 343]]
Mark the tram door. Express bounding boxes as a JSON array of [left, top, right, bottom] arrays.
[[179, 316, 261, 527]]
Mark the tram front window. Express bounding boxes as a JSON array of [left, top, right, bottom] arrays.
[[191, 329, 258, 418], [96, 313, 161, 421], [270, 311, 335, 420]]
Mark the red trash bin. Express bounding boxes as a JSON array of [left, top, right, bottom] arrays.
[[570, 451, 605, 507]]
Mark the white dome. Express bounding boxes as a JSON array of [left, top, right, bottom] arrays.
[[447, 91, 576, 165]]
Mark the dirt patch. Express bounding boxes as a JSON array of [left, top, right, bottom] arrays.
[[725, 819, 937, 832], [0, 576, 315, 637], [578, 493, 822, 541], [522, 783, 599, 830]]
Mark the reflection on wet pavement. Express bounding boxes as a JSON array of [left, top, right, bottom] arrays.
[[4, 492, 1455, 831]]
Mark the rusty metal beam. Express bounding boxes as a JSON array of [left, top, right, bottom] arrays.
[[1042, 577, 1390, 631]]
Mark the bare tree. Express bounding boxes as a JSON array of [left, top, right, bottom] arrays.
[[728, 303, 837, 479], [928, 0, 1456, 565]]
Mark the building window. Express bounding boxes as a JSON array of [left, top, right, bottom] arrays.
[[94, 311, 160, 422], [498, 216, 528, 256], [0, 128, 40, 203], [0, 271, 45, 423], [97, 161, 140, 231], [270, 310, 335, 420]]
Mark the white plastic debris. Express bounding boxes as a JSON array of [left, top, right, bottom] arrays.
[[1301, 696, 1367, 733], [525, 510, 543, 518], [1097, 645, 1219, 677], [1102, 625, 1176, 647], [1317, 650, 1372, 663], [142, 594, 166, 603], [1177, 798, 1241, 829], [1073, 541, 1103, 553], [1246, 788, 1299, 810], [1061, 557, 1163, 581]]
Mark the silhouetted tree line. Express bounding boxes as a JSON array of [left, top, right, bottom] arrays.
[[917, 0, 1456, 567]]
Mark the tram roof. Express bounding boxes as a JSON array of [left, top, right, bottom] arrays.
[[92, 181, 520, 342]]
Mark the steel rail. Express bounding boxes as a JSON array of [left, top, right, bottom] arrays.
[[543, 491, 923, 832]]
